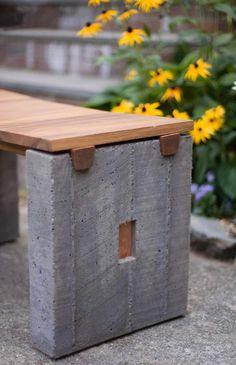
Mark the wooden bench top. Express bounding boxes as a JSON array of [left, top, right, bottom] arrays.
[[0, 90, 193, 154]]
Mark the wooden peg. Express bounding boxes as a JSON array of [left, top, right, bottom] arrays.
[[118, 221, 134, 260], [160, 133, 180, 156], [71, 146, 95, 171]]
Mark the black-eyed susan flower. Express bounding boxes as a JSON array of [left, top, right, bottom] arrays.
[[148, 68, 174, 87], [191, 119, 214, 144], [135, 102, 163, 116], [111, 100, 134, 113], [125, 68, 137, 80], [135, 0, 165, 12], [172, 109, 190, 119], [202, 106, 225, 132], [161, 86, 182, 102], [77, 22, 102, 37], [185, 58, 212, 81], [96, 9, 118, 23], [118, 9, 138, 21], [215, 105, 225, 118], [118, 27, 145, 46], [88, 0, 110, 6]]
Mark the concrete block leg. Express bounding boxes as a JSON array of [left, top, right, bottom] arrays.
[[0, 151, 19, 243], [26, 136, 192, 359]]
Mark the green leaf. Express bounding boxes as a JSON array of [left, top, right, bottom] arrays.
[[143, 24, 151, 37], [223, 131, 236, 145], [213, 33, 233, 47], [217, 161, 236, 199], [192, 105, 207, 119], [214, 4, 236, 22], [169, 16, 198, 31], [180, 29, 209, 43], [193, 146, 209, 183], [179, 51, 199, 68], [219, 73, 236, 86]]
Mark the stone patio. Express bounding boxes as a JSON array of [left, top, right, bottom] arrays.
[[0, 205, 235, 365]]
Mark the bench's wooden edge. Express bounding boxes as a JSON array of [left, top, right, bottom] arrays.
[[0, 125, 193, 156], [0, 120, 193, 154], [0, 141, 26, 155]]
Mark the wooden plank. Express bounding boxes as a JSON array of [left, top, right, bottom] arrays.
[[0, 141, 26, 155], [0, 89, 193, 153]]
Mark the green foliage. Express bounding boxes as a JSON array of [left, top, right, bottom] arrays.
[[87, 0, 236, 217], [192, 190, 219, 217]]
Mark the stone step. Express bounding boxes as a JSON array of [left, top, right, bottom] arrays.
[[0, 28, 181, 45], [0, 67, 120, 101], [0, 1, 167, 31], [0, 0, 225, 32], [0, 28, 184, 77], [0, 0, 84, 3]]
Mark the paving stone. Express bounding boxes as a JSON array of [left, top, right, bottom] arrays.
[[191, 215, 236, 261]]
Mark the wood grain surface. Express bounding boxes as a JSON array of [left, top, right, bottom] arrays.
[[0, 90, 193, 153], [118, 221, 134, 260]]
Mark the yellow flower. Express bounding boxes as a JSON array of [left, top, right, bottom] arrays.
[[214, 105, 225, 118], [161, 87, 182, 102], [172, 109, 190, 119], [125, 69, 137, 80], [185, 58, 212, 81], [202, 106, 225, 132], [135, 102, 163, 116], [118, 9, 138, 21], [77, 22, 102, 37], [96, 9, 118, 23], [148, 68, 174, 87], [135, 0, 165, 12], [191, 119, 214, 144], [118, 27, 145, 46], [88, 0, 110, 6], [125, 0, 134, 4], [111, 100, 134, 113]]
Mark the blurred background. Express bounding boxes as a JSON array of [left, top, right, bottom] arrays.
[[0, 0, 229, 104], [1, 0, 236, 222]]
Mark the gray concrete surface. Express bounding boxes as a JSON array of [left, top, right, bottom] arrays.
[[0, 205, 236, 364], [25, 137, 192, 357]]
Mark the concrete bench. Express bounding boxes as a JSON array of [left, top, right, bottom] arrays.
[[0, 89, 193, 358]]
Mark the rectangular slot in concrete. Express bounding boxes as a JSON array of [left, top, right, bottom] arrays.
[[118, 221, 135, 260]]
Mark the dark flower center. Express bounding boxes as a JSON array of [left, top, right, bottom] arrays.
[[194, 63, 199, 68], [127, 27, 133, 33], [102, 10, 107, 14], [198, 127, 202, 132], [86, 22, 91, 27], [209, 118, 214, 122], [171, 86, 176, 90], [156, 71, 160, 75], [142, 106, 146, 112]]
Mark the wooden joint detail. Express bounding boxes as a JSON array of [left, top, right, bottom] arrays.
[[160, 133, 180, 156], [118, 221, 135, 260], [71, 146, 95, 171]]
